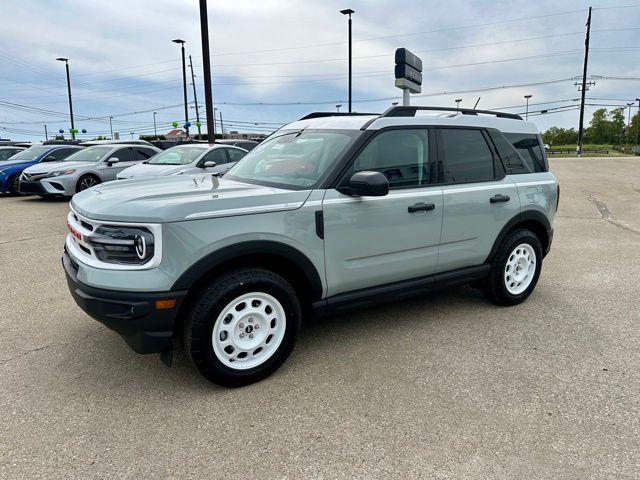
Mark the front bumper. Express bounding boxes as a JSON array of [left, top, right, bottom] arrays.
[[20, 178, 71, 196], [62, 250, 187, 354]]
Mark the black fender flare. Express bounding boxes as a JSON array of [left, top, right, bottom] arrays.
[[171, 240, 323, 300], [485, 210, 552, 263]]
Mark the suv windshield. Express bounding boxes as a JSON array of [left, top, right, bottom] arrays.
[[226, 130, 356, 188], [148, 147, 206, 166], [64, 146, 112, 162], [8, 146, 52, 161]]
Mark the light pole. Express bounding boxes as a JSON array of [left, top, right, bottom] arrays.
[[455, 98, 462, 110], [44, 124, 48, 141], [626, 102, 634, 148], [108, 116, 113, 139], [153, 112, 158, 139], [130, 132, 135, 140], [340, 9, 354, 113], [172, 39, 189, 138], [56, 57, 75, 139], [219, 109, 224, 138], [336, 104, 342, 113], [524, 94, 533, 121]]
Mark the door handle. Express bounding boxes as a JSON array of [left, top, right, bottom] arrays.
[[490, 194, 510, 204], [408, 202, 435, 213]]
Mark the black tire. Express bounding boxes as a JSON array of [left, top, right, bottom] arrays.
[[482, 229, 543, 306], [183, 268, 301, 387], [76, 174, 101, 193], [9, 175, 21, 195]]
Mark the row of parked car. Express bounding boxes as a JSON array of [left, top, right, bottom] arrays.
[[0, 139, 256, 197]]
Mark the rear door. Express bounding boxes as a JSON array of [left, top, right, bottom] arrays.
[[322, 128, 443, 296], [199, 148, 229, 174], [435, 127, 520, 272]]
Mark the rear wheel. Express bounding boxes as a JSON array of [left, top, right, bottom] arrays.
[[76, 175, 101, 193], [482, 229, 542, 306], [183, 268, 301, 387]]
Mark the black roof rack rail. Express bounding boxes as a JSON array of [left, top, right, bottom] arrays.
[[298, 112, 379, 121], [379, 106, 523, 121]]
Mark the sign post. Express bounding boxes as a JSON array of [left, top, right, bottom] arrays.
[[395, 48, 423, 106]]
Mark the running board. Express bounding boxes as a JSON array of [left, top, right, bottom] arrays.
[[312, 264, 490, 316]]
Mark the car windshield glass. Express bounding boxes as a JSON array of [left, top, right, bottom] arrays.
[[7, 146, 52, 161], [148, 147, 206, 165], [226, 130, 356, 188], [63, 146, 111, 162]]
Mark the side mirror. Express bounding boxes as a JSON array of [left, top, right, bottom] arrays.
[[338, 171, 389, 197], [201, 160, 217, 168], [107, 157, 120, 166]]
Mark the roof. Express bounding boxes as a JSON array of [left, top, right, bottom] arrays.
[[282, 109, 539, 135], [166, 129, 186, 136]]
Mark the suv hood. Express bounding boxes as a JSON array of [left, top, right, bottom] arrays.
[[25, 161, 93, 174], [71, 175, 312, 223], [118, 163, 187, 178]]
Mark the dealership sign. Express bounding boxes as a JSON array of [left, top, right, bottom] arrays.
[[395, 48, 423, 95]]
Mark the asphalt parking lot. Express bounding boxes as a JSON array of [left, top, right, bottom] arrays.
[[1, 157, 639, 479]]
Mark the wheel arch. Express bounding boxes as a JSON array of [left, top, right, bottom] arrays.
[[485, 210, 552, 263], [172, 240, 323, 314]]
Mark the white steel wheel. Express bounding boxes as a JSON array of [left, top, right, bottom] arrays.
[[211, 292, 286, 370], [504, 243, 536, 295]]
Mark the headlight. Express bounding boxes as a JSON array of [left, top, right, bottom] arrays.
[[48, 169, 76, 177], [87, 225, 155, 265]]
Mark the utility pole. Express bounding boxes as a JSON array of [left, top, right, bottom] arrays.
[[188, 55, 202, 139], [626, 102, 634, 148], [635, 98, 640, 155], [44, 124, 48, 141], [199, 0, 216, 143], [219, 109, 224, 138], [56, 58, 75, 139], [577, 6, 592, 156], [340, 9, 354, 113], [109, 116, 113, 139]]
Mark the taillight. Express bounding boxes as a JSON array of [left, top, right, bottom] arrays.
[[556, 184, 560, 212]]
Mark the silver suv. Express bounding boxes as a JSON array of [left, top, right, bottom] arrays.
[[62, 106, 558, 387], [20, 143, 160, 197]]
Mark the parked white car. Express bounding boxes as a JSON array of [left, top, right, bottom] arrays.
[[20, 143, 160, 197], [116, 144, 247, 180]]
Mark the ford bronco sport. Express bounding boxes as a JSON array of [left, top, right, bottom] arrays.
[[63, 106, 558, 387]]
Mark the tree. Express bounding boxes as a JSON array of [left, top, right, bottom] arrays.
[[542, 127, 577, 146], [609, 108, 625, 146], [584, 108, 608, 144]]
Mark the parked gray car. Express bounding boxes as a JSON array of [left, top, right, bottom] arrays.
[[63, 106, 557, 387], [19, 143, 160, 197], [116, 144, 247, 180], [0, 146, 26, 162]]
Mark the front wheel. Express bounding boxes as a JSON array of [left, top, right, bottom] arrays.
[[482, 229, 543, 306], [9, 175, 21, 195], [76, 175, 101, 193], [183, 268, 301, 387]]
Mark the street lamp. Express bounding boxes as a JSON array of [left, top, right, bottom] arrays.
[[524, 94, 533, 121], [172, 39, 189, 138], [56, 57, 75, 139], [455, 98, 462, 110], [392, 102, 399, 106], [153, 112, 158, 139], [635, 98, 640, 155], [340, 8, 354, 113], [336, 104, 342, 112], [215, 107, 224, 138]]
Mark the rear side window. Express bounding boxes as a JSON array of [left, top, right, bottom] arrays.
[[503, 133, 546, 172], [437, 128, 495, 183], [488, 130, 532, 174], [49, 148, 78, 161], [202, 148, 228, 165], [350, 129, 429, 189], [136, 147, 157, 160]]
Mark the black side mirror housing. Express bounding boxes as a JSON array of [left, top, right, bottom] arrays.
[[338, 171, 389, 197]]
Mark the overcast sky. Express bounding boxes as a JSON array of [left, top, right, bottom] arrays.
[[1, 0, 639, 141]]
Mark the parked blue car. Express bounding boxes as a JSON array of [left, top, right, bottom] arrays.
[[0, 145, 83, 195]]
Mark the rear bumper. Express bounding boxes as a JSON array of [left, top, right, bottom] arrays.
[[62, 250, 187, 354]]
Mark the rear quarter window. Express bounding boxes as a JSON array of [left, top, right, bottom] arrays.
[[503, 133, 547, 172]]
